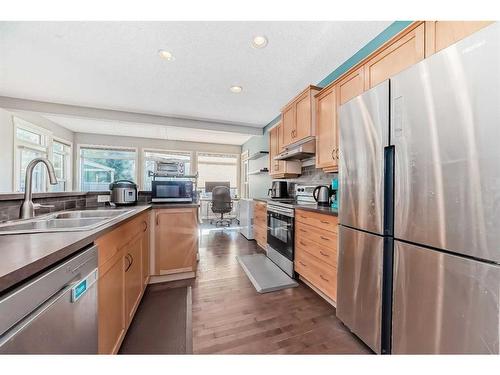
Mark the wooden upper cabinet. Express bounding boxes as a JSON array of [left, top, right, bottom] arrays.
[[280, 85, 321, 148], [425, 21, 493, 56], [338, 66, 365, 105], [154, 208, 198, 275], [364, 23, 425, 90], [315, 86, 337, 170], [295, 92, 312, 141], [281, 105, 295, 148]]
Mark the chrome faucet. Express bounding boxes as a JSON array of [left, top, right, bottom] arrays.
[[19, 158, 58, 219]]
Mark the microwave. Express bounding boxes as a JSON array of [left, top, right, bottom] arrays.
[[151, 180, 194, 203], [155, 160, 185, 176]]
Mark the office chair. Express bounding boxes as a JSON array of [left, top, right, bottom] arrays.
[[210, 186, 233, 227]]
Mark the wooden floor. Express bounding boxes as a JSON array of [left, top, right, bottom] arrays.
[[190, 227, 372, 354]]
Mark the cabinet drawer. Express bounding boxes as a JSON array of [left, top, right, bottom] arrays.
[[295, 235, 337, 268], [295, 250, 337, 301], [295, 209, 338, 233], [295, 221, 337, 251]]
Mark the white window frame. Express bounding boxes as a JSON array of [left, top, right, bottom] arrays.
[[142, 148, 194, 190], [196, 151, 241, 197], [12, 117, 51, 192], [51, 136, 73, 192], [77, 144, 139, 192]]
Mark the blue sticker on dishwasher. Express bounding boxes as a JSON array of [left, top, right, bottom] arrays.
[[71, 279, 87, 302]]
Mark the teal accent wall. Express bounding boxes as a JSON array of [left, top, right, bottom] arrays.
[[257, 21, 412, 135]]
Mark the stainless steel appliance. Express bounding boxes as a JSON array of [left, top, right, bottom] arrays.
[[313, 185, 331, 206], [0, 245, 98, 353], [151, 180, 194, 203], [337, 22, 500, 355], [337, 80, 391, 354], [154, 160, 185, 176], [268, 181, 288, 199], [266, 201, 295, 277], [109, 180, 138, 206], [389, 23, 500, 354], [274, 136, 315, 161]]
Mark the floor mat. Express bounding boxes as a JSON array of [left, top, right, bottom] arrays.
[[236, 253, 298, 293], [119, 284, 192, 354]]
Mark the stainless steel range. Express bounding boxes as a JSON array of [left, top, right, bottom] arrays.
[[265, 185, 318, 278]]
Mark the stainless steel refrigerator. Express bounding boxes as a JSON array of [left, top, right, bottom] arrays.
[[337, 22, 500, 354], [337, 80, 393, 354], [390, 22, 500, 354]]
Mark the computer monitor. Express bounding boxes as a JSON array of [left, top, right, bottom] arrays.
[[205, 181, 230, 193]]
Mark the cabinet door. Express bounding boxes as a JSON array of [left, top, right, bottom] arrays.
[[315, 87, 337, 170], [338, 66, 365, 105], [155, 208, 198, 275], [364, 23, 425, 89], [141, 216, 150, 287], [425, 21, 493, 56], [295, 92, 312, 141], [124, 234, 143, 325], [98, 249, 125, 354], [281, 105, 295, 147]]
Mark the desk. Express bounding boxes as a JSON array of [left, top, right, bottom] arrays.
[[199, 197, 240, 223]]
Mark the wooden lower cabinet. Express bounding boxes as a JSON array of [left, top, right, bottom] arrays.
[[96, 210, 150, 354], [294, 209, 338, 303], [253, 201, 267, 249], [154, 208, 198, 275], [124, 234, 144, 324]]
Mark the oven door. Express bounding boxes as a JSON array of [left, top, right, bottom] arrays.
[[267, 206, 294, 261]]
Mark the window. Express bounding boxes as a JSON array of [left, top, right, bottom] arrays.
[[197, 152, 239, 197], [143, 149, 192, 190], [51, 139, 72, 192], [79, 146, 137, 191], [13, 118, 49, 192]]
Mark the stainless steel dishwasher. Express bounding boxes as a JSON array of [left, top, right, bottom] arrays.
[[0, 245, 98, 354]]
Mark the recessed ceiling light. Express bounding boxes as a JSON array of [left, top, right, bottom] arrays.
[[229, 85, 243, 93], [252, 35, 268, 49], [158, 49, 174, 61]]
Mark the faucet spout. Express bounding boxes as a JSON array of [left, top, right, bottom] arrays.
[[19, 158, 58, 220]]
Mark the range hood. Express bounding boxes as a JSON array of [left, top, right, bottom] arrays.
[[274, 136, 316, 161]]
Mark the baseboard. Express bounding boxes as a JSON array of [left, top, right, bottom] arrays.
[[299, 276, 337, 308]]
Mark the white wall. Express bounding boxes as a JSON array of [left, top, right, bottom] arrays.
[[0, 108, 75, 192]]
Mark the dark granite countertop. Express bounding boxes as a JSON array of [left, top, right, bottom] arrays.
[[253, 198, 338, 216], [0, 205, 153, 295]]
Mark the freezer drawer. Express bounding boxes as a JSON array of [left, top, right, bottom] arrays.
[[391, 22, 500, 263], [339, 81, 389, 236], [337, 226, 384, 353], [392, 241, 500, 354]]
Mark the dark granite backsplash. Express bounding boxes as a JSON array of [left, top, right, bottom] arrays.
[[0, 191, 153, 222]]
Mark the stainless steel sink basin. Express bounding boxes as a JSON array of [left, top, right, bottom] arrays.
[[0, 209, 133, 235]]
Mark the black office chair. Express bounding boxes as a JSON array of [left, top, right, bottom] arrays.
[[210, 186, 233, 227]]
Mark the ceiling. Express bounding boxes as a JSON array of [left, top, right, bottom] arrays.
[[0, 21, 391, 142], [43, 114, 254, 145]]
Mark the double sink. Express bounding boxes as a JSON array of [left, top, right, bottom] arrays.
[[0, 209, 133, 235]]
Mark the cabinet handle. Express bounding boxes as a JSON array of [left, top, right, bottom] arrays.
[[142, 221, 148, 232], [156, 214, 160, 226], [320, 274, 329, 282], [299, 241, 307, 247], [300, 229, 307, 233], [331, 148, 336, 160], [320, 235, 330, 241], [336, 148, 339, 159], [319, 251, 329, 257], [320, 220, 330, 224], [299, 261, 307, 267], [125, 254, 133, 272]]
